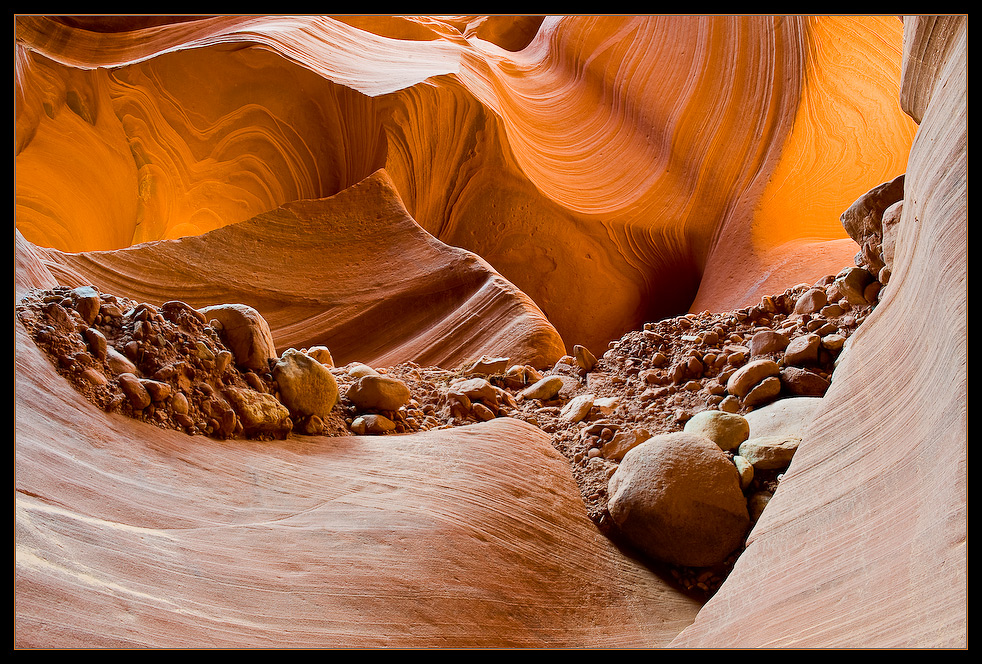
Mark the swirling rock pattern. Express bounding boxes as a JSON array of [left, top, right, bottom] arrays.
[[20, 169, 566, 370], [14, 15, 965, 648], [15, 15, 916, 353], [14, 320, 699, 648], [671, 15, 967, 648]]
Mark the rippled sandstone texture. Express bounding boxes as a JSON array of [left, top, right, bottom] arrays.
[[15, 15, 965, 648], [15, 14, 917, 355]]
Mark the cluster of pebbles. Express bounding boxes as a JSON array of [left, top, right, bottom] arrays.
[[16, 262, 881, 600]]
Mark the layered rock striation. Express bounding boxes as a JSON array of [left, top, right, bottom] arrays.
[[15, 15, 916, 354], [15, 15, 965, 648]]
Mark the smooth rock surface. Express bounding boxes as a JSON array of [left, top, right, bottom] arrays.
[[14, 322, 700, 648], [272, 348, 340, 419], [673, 15, 967, 648], [607, 432, 750, 567]]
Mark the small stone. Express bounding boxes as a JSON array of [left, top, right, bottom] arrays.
[[821, 333, 847, 352], [573, 344, 598, 371], [72, 286, 102, 325], [446, 389, 472, 413], [347, 363, 379, 378], [560, 394, 594, 425], [194, 340, 215, 362], [162, 300, 207, 322], [174, 413, 195, 429], [834, 267, 874, 306], [779, 366, 830, 396], [593, 396, 619, 416], [117, 372, 151, 410], [464, 355, 510, 375], [864, 280, 882, 304], [726, 359, 779, 398], [450, 377, 498, 405], [305, 346, 334, 367], [355, 413, 396, 434], [742, 375, 782, 408], [738, 434, 802, 470], [302, 415, 325, 435], [793, 288, 828, 315], [141, 379, 171, 402], [733, 455, 754, 489], [79, 367, 108, 386], [171, 391, 190, 415], [784, 333, 821, 366], [748, 491, 773, 523], [601, 429, 651, 461], [749, 330, 790, 357], [223, 386, 292, 437], [215, 350, 233, 373], [83, 327, 108, 361], [347, 374, 411, 412], [519, 375, 564, 401], [650, 351, 669, 367], [471, 402, 496, 421]]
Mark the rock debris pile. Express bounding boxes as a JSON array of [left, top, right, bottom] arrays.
[[16, 259, 881, 599]]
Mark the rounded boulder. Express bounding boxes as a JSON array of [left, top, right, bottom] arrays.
[[683, 410, 751, 451], [607, 432, 750, 567], [272, 348, 339, 419], [346, 374, 411, 412], [198, 303, 277, 371]]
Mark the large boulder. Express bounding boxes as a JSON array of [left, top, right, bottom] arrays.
[[272, 348, 339, 419], [198, 303, 277, 371], [607, 432, 750, 567], [346, 374, 411, 412], [839, 174, 905, 275]]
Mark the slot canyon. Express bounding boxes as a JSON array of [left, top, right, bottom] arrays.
[[14, 15, 966, 648]]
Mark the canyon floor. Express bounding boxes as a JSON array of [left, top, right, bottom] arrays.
[[16, 260, 877, 602]]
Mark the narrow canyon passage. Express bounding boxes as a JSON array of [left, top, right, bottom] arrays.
[[15, 15, 964, 649]]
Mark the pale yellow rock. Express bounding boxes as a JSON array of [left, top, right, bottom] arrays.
[[273, 348, 340, 419], [683, 410, 750, 451]]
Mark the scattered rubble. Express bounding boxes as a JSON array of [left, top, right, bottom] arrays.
[[15, 259, 881, 600]]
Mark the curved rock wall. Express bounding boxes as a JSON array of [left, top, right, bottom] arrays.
[[14, 15, 965, 648], [671, 15, 967, 648], [15, 319, 700, 648], [15, 15, 916, 354]]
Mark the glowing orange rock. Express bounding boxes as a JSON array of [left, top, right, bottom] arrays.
[[18, 169, 566, 370], [15, 15, 916, 354]]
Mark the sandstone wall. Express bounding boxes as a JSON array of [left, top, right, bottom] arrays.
[[15, 15, 916, 355], [14, 15, 966, 648], [671, 15, 967, 648]]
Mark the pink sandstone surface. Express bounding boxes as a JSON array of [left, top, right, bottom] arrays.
[[14, 15, 966, 648]]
